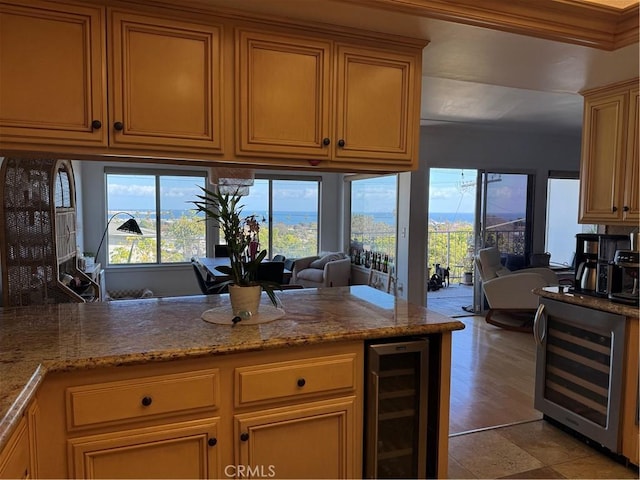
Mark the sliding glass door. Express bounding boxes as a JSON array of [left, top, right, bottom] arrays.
[[473, 171, 534, 311]]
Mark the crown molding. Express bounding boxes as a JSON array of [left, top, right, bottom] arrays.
[[337, 0, 639, 50]]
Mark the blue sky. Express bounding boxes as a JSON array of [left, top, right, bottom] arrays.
[[106, 169, 526, 215]]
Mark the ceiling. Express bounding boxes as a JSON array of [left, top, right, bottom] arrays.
[[193, 0, 639, 135], [417, 18, 639, 133]]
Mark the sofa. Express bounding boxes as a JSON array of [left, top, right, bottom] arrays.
[[291, 252, 351, 288]]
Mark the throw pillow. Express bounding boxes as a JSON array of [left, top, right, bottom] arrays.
[[309, 253, 342, 269]]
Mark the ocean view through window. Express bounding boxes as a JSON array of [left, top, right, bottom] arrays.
[[227, 177, 320, 259], [428, 169, 476, 283], [105, 171, 206, 265], [349, 175, 398, 267]]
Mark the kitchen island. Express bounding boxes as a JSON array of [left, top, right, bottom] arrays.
[[0, 286, 464, 478]]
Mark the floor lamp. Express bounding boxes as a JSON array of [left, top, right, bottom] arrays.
[[95, 212, 143, 263]]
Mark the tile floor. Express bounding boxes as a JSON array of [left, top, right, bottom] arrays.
[[430, 284, 639, 479], [448, 420, 638, 479]]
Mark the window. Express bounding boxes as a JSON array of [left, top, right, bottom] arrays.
[[545, 174, 596, 267], [105, 171, 206, 265], [349, 175, 397, 263], [227, 177, 320, 259]]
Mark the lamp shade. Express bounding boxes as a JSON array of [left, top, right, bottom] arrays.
[[117, 218, 142, 235], [95, 213, 143, 262]]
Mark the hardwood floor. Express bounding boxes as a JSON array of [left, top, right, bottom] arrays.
[[449, 315, 541, 435]]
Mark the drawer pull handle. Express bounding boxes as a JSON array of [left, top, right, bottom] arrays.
[[240, 432, 249, 442], [208, 437, 217, 447], [141, 396, 153, 407], [297, 378, 306, 387]]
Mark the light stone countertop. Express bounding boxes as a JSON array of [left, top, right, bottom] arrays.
[[0, 286, 464, 450], [535, 286, 640, 318]]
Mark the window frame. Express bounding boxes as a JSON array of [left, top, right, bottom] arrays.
[[104, 167, 207, 266], [223, 174, 322, 259]]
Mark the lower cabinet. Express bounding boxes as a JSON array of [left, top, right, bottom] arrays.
[[235, 398, 357, 479], [67, 418, 220, 479], [34, 342, 363, 479], [0, 400, 38, 480], [0, 417, 30, 480]]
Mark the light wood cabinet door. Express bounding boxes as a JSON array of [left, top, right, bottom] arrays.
[[109, 11, 223, 154], [622, 86, 639, 223], [579, 92, 627, 224], [0, 0, 106, 147], [333, 44, 418, 166], [579, 79, 640, 225], [236, 29, 332, 161], [68, 418, 220, 479], [235, 398, 358, 479], [0, 417, 29, 480]]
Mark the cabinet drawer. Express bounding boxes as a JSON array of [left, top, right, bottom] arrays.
[[236, 354, 356, 407], [66, 369, 219, 429]]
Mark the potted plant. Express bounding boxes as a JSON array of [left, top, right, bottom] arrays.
[[192, 187, 279, 315]]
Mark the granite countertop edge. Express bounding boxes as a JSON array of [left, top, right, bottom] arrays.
[[0, 286, 465, 452], [535, 286, 640, 318]]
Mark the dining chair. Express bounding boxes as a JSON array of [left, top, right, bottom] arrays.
[[256, 261, 285, 284]]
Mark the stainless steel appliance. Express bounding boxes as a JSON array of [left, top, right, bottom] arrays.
[[573, 234, 630, 296], [534, 298, 626, 451], [364, 338, 429, 479], [608, 250, 639, 306]]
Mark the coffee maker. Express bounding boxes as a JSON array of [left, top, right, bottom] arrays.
[[608, 234, 640, 306], [574, 233, 630, 296]]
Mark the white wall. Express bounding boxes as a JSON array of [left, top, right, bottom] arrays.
[[400, 124, 582, 305], [78, 160, 344, 297]]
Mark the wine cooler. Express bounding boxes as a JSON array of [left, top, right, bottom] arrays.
[[364, 338, 429, 478], [534, 298, 625, 451]]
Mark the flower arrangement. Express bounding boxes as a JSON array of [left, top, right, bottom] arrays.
[[192, 187, 279, 307]]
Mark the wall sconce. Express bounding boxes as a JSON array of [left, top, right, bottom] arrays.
[[95, 212, 143, 262]]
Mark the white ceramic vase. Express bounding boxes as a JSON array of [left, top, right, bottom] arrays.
[[229, 284, 262, 316]]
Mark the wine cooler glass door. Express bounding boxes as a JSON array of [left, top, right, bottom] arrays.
[[366, 339, 429, 479]]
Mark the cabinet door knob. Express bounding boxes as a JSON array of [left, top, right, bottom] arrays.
[[208, 437, 217, 447], [114, 121, 124, 131], [322, 137, 330, 146], [91, 120, 102, 130], [240, 432, 249, 442], [623, 205, 629, 212], [337, 139, 345, 147], [297, 378, 306, 387], [141, 396, 153, 407]]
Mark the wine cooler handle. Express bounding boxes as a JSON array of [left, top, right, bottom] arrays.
[[533, 303, 546, 346]]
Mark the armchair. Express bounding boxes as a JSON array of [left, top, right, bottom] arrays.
[[292, 252, 351, 288], [475, 246, 559, 331]]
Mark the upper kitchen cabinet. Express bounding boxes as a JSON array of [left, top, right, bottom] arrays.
[[0, 1, 425, 172], [579, 79, 639, 225], [235, 29, 332, 161], [236, 27, 423, 171], [333, 43, 419, 167], [108, 10, 224, 154], [0, 1, 107, 147]]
